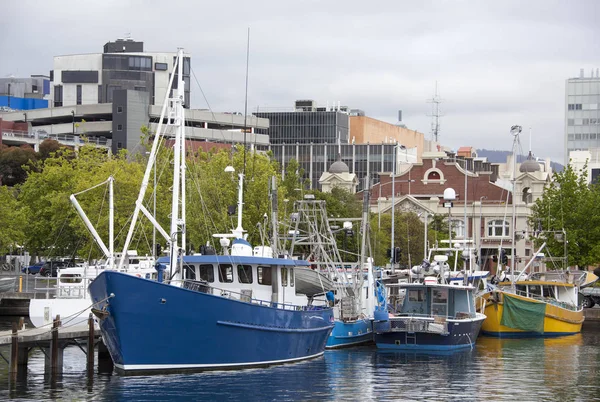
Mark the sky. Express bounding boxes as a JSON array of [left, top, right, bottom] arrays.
[[1, 0, 599, 162]]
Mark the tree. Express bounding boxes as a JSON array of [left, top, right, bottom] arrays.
[[0, 144, 38, 186], [0, 186, 26, 254], [530, 164, 600, 267]]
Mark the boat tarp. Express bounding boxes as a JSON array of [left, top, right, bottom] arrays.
[[500, 294, 546, 333]]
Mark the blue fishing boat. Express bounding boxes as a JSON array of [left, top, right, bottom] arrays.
[[88, 49, 333, 374], [374, 258, 485, 351]]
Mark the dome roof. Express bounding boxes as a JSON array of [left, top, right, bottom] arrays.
[[520, 152, 540, 173], [328, 158, 349, 174]]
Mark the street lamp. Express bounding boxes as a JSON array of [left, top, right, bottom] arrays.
[[443, 188, 456, 244], [71, 110, 75, 135], [478, 195, 487, 268]]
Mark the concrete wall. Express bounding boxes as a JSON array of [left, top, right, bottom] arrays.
[[350, 116, 425, 161], [112, 90, 149, 155]]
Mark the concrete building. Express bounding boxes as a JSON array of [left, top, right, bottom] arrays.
[[258, 100, 423, 190], [50, 38, 190, 108], [569, 149, 600, 183], [0, 75, 50, 110], [565, 69, 600, 165]]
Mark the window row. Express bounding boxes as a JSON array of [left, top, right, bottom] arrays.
[[568, 133, 599, 140], [185, 264, 295, 287], [568, 104, 583, 110], [567, 118, 600, 126]]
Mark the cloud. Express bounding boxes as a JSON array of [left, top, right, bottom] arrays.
[[1, 0, 599, 162]]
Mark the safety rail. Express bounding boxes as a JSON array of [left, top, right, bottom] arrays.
[[1, 129, 111, 146], [181, 279, 329, 312], [388, 315, 449, 335]]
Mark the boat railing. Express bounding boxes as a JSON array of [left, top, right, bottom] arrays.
[[180, 279, 329, 312], [510, 289, 579, 311], [387, 315, 449, 335]]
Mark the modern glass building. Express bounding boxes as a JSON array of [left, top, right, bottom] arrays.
[[268, 142, 399, 191], [254, 100, 349, 144], [565, 70, 600, 165]]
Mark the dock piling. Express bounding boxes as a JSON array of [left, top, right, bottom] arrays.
[[87, 314, 94, 379]]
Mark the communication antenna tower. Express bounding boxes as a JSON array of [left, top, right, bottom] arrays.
[[426, 82, 444, 143]]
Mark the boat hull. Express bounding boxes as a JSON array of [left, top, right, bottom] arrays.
[[29, 297, 91, 328], [374, 315, 485, 351], [480, 293, 583, 337], [88, 271, 334, 374], [326, 318, 373, 349]]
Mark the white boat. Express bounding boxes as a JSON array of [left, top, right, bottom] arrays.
[[294, 266, 335, 296], [29, 252, 156, 328]]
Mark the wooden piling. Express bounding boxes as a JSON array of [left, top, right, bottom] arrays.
[[87, 314, 94, 379], [49, 314, 63, 381], [9, 322, 18, 376]]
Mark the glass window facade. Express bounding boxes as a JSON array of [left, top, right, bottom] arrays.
[[269, 142, 396, 190], [254, 111, 349, 144], [565, 77, 600, 164]]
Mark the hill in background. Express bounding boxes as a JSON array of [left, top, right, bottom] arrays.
[[476, 149, 564, 172]]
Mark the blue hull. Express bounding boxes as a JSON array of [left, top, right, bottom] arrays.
[[326, 318, 373, 349], [89, 272, 334, 374], [374, 317, 485, 351]]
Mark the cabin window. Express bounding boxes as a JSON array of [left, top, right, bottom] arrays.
[[184, 264, 196, 280], [258, 266, 272, 285], [237, 265, 253, 284], [515, 285, 527, 296], [528, 285, 542, 298], [544, 286, 556, 299], [431, 288, 448, 317], [281, 267, 288, 287], [408, 289, 425, 302], [199, 264, 214, 282], [289, 268, 294, 287], [218, 264, 233, 283]]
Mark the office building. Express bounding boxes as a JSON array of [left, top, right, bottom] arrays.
[[565, 69, 600, 165], [50, 38, 190, 108], [0, 75, 50, 110]]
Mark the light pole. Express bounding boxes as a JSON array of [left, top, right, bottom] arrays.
[[391, 143, 397, 272], [71, 110, 75, 135], [478, 195, 487, 268], [443, 188, 456, 245]]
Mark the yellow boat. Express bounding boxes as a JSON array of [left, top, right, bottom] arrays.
[[478, 271, 595, 337]]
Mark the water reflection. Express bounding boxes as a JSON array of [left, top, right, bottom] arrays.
[[0, 323, 598, 401]]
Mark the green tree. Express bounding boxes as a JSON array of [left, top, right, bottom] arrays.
[[530, 164, 600, 267], [0, 186, 26, 254]]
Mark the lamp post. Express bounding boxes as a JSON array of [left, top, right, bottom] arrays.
[[443, 188, 456, 245], [391, 143, 397, 272], [71, 110, 75, 135]]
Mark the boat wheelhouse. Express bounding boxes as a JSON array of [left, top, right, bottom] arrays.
[[374, 281, 486, 351]]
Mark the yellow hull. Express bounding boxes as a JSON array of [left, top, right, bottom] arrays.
[[479, 292, 584, 337]]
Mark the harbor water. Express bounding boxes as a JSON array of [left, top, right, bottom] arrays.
[[0, 319, 598, 401]]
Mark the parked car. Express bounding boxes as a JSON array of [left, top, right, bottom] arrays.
[[499, 270, 529, 282], [22, 262, 45, 275], [581, 287, 600, 308], [39, 260, 76, 277]]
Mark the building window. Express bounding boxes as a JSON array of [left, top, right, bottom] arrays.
[[54, 85, 63, 107], [450, 219, 465, 238], [117, 142, 123, 149], [428, 171, 440, 180], [522, 187, 532, 204], [568, 119, 575, 126], [76, 85, 82, 105], [155, 62, 168, 71], [117, 124, 123, 131], [98, 85, 103, 103], [117, 106, 123, 113], [488, 220, 509, 237]]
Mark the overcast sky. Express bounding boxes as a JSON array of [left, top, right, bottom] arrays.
[[2, 0, 599, 162]]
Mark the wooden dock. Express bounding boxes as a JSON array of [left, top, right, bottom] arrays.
[[0, 315, 112, 383]]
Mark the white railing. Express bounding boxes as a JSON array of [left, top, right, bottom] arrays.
[[1, 129, 111, 147]]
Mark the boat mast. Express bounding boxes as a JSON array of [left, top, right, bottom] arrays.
[[510, 125, 522, 290], [169, 48, 186, 280], [117, 53, 180, 269], [270, 176, 279, 253]]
